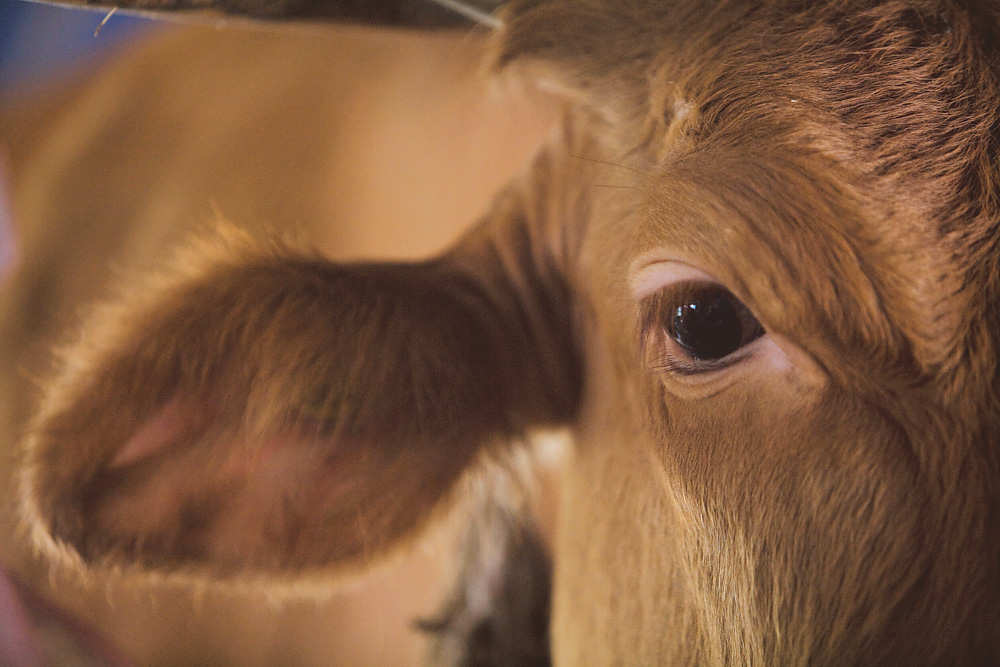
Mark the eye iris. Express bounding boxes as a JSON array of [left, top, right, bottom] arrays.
[[668, 285, 763, 362]]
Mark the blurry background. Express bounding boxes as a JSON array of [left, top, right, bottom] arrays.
[[0, 0, 152, 98], [0, 0, 152, 275]]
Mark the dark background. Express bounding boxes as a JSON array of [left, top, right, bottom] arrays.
[[0, 0, 152, 95]]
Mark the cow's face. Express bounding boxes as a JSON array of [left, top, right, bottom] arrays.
[[17, 0, 1000, 664], [528, 3, 1000, 662]]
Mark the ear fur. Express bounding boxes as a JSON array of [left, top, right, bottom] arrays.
[[19, 218, 578, 585]]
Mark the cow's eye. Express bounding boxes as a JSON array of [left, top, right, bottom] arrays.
[[643, 282, 765, 373]]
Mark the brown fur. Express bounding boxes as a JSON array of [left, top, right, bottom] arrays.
[[7, 0, 1000, 665]]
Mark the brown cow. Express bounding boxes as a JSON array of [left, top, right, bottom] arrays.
[[9, 0, 1000, 665]]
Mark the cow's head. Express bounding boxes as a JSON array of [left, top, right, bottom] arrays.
[[17, 0, 1000, 663]]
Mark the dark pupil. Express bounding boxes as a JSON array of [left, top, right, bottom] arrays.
[[669, 285, 764, 361]]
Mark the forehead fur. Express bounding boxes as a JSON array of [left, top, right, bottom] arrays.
[[497, 0, 1000, 388], [498, 0, 999, 241]]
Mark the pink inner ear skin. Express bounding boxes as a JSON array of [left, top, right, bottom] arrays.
[[111, 401, 206, 468], [88, 401, 380, 570]]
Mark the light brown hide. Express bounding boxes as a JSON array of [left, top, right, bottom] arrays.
[[0, 22, 556, 666]]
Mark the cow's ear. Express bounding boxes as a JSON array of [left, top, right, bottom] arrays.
[[19, 220, 578, 583], [36, 0, 506, 28]]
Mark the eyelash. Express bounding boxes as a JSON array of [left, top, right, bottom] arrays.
[[647, 350, 752, 376]]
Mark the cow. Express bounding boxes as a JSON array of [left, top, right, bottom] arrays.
[[6, 0, 1000, 664]]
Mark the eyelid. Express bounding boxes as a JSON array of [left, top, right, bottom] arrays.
[[629, 259, 719, 301], [652, 345, 757, 376]]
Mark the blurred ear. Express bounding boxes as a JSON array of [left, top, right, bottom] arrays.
[[19, 212, 579, 583], [35, 0, 506, 27]]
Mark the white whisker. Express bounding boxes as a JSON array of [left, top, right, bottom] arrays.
[[425, 0, 503, 29]]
